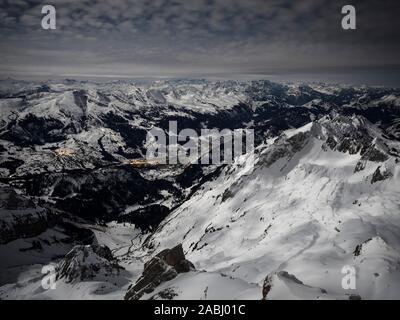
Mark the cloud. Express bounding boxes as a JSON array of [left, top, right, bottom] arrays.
[[0, 0, 399, 82]]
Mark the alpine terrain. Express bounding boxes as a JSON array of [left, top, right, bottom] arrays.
[[0, 79, 400, 300]]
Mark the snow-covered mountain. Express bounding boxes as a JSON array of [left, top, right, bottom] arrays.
[[0, 79, 399, 300], [145, 114, 400, 299]]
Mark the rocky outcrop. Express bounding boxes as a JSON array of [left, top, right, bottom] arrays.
[[57, 244, 123, 283], [320, 115, 391, 163], [259, 130, 310, 168], [262, 271, 327, 300], [353, 236, 392, 258], [262, 270, 363, 300], [124, 244, 194, 300], [262, 271, 303, 299], [371, 166, 392, 184]]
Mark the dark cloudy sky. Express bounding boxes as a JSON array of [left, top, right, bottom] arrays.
[[0, 0, 400, 85]]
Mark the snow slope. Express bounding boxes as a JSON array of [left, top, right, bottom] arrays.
[[146, 115, 400, 299]]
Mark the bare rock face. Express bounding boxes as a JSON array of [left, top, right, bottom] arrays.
[[124, 244, 194, 300], [259, 131, 310, 168], [371, 166, 392, 184], [156, 244, 194, 273], [57, 244, 123, 283], [262, 271, 306, 300]]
